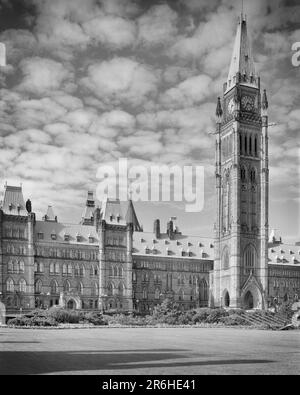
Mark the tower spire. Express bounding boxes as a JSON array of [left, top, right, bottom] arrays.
[[226, 14, 257, 92]]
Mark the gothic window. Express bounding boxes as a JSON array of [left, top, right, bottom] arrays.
[[19, 261, 25, 273], [107, 283, 113, 296], [13, 261, 19, 273], [50, 280, 58, 295], [142, 288, 148, 300], [222, 247, 230, 270], [39, 262, 44, 273], [62, 264, 67, 275], [118, 266, 123, 277], [244, 244, 257, 275], [8, 260, 13, 273], [250, 168, 256, 183], [67, 264, 72, 275], [109, 265, 113, 276], [249, 135, 252, 156], [132, 271, 137, 282], [35, 279, 42, 294], [75, 264, 79, 276], [113, 266, 118, 277], [55, 263, 60, 274], [63, 280, 70, 292], [91, 282, 98, 296], [118, 282, 124, 296], [19, 279, 26, 293], [50, 263, 54, 274], [6, 278, 14, 292], [79, 265, 85, 276], [155, 288, 160, 300], [77, 282, 83, 295], [199, 279, 208, 302], [94, 265, 98, 276]]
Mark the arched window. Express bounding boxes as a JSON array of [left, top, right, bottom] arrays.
[[62, 264, 67, 275], [107, 283, 113, 296], [55, 263, 60, 274], [118, 266, 123, 277], [50, 280, 58, 295], [94, 265, 98, 276], [222, 247, 230, 270], [8, 260, 13, 273], [224, 291, 230, 307], [142, 288, 148, 300], [75, 264, 79, 276], [19, 261, 25, 273], [250, 168, 256, 183], [35, 279, 42, 294], [113, 266, 118, 277], [67, 264, 72, 275], [79, 265, 85, 276], [19, 279, 27, 293], [244, 244, 257, 275], [155, 288, 160, 300], [13, 261, 19, 273], [244, 134, 248, 155], [39, 262, 44, 273], [239, 134, 242, 154], [6, 278, 14, 292], [118, 282, 124, 296], [92, 282, 98, 297], [63, 280, 70, 292], [50, 262, 54, 274], [109, 265, 113, 276], [249, 135, 252, 156], [77, 282, 83, 295]]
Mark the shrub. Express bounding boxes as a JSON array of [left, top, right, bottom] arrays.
[[219, 314, 248, 326], [105, 314, 146, 326], [83, 312, 108, 326], [191, 308, 212, 324], [8, 316, 31, 327], [47, 307, 81, 323], [205, 308, 228, 323]]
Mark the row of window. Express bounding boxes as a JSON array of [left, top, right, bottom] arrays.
[[7, 260, 25, 274], [135, 260, 211, 272], [37, 232, 96, 244], [4, 227, 26, 239], [5, 244, 27, 255], [35, 247, 98, 260], [239, 133, 258, 157]]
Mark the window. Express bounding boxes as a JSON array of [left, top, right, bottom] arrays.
[[35, 280, 42, 294], [118, 283, 124, 296], [142, 288, 148, 300], [55, 263, 60, 274], [8, 260, 13, 273], [37, 232, 44, 240], [155, 288, 160, 300], [63, 280, 70, 292], [50, 280, 58, 295], [67, 264, 72, 275], [244, 244, 257, 275], [79, 265, 85, 276], [77, 282, 83, 295], [107, 283, 113, 296], [94, 266, 98, 276], [6, 278, 14, 292], [19, 279, 26, 292], [50, 262, 54, 274], [92, 282, 98, 297]]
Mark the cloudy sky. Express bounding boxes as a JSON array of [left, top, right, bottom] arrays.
[[0, 0, 299, 242]]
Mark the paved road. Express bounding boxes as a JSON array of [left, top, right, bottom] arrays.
[[0, 327, 299, 375]]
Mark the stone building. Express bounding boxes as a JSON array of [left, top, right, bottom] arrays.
[[0, 15, 299, 314]]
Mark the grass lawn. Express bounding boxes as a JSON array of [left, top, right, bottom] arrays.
[[0, 327, 299, 375]]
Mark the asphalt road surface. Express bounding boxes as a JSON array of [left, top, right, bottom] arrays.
[[0, 327, 299, 375]]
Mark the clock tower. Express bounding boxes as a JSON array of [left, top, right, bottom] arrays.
[[211, 14, 269, 309]]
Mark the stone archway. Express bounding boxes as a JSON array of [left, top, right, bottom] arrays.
[[224, 290, 230, 307], [244, 291, 254, 309], [0, 302, 6, 325], [67, 299, 75, 310]]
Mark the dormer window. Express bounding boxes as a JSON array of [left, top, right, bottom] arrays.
[[198, 242, 203, 247], [89, 236, 94, 243], [9, 203, 13, 211], [37, 232, 44, 240], [145, 246, 150, 254], [164, 240, 169, 245], [117, 214, 120, 222], [64, 234, 70, 242], [17, 204, 21, 213], [76, 234, 81, 242], [51, 233, 57, 240], [181, 249, 185, 257], [176, 241, 180, 246], [109, 214, 113, 222], [151, 245, 156, 254]]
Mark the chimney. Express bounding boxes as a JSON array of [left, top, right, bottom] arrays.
[[167, 220, 174, 240], [153, 219, 160, 239]]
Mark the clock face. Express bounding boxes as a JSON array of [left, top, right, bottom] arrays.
[[227, 98, 235, 114], [241, 95, 255, 111]]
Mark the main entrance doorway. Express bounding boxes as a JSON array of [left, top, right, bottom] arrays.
[[67, 299, 75, 309], [244, 291, 254, 309]]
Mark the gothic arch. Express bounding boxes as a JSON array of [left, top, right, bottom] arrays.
[[50, 280, 59, 295], [223, 289, 230, 307]]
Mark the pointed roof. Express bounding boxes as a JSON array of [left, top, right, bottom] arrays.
[[101, 197, 127, 225], [226, 15, 257, 92], [80, 191, 95, 225], [1, 184, 27, 216], [43, 205, 57, 222], [125, 199, 142, 231]]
